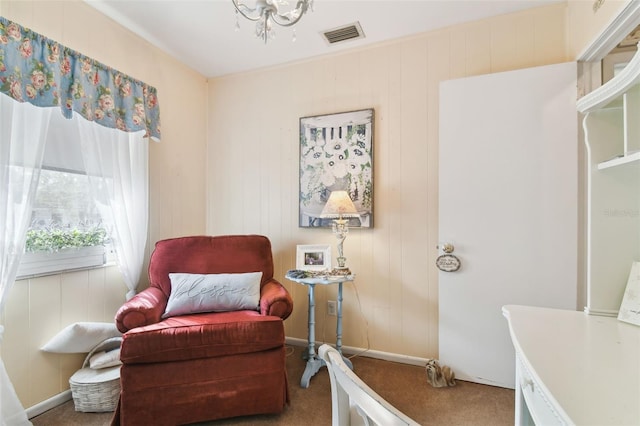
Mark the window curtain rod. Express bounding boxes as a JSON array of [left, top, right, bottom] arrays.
[[0, 16, 161, 141]]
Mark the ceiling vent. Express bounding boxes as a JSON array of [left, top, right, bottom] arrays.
[[322, 22, 365, 45]]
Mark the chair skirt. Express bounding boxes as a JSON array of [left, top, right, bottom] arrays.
[[111, 346, 288, 425]]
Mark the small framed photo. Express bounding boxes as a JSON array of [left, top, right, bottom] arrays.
[[296, 244, 331, 271]]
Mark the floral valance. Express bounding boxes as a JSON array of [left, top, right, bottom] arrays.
[[0, 16, 161, 141]]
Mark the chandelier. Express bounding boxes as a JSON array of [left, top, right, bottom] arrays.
[[232, 0, 314, 44]]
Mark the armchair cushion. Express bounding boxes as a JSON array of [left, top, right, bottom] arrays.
[[120, 310, 284, 364], [162, 272, 262, 318], [148, 235, 275, 299]]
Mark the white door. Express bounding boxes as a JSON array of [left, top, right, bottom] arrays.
[[438, 62, 578, 389]]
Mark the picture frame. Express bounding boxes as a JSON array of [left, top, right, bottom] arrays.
[[299, 108, 374, 228], [296, 244, 332, 271], [618, 261, 640, 327]]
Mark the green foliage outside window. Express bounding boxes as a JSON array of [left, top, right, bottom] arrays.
[[25, 227, 108, 253]]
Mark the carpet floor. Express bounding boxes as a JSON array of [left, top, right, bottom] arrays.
[[31, 345, 514, 426]]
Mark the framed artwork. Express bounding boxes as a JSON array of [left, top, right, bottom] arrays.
[[296, 244, 332, 271], [299, 108, 374, 228], [618, 261, 640, 326]]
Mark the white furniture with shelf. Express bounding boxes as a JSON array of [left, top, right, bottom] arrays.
[[503, 305, 640, 426], [578, 42, 640, 316]]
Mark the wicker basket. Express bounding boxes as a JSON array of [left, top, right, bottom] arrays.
[[69, 336, 122, 412]]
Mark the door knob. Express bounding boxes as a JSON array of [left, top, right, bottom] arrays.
[[437, 243, 455, 254]]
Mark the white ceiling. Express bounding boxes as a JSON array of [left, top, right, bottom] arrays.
[[85, 0, 563, 78]]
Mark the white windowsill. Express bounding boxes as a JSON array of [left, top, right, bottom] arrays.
[[16, 246, 109, 280]]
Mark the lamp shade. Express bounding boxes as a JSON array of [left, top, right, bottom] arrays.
[[320, 191, 359, 218]]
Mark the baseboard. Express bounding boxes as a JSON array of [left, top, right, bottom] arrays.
[[26, 390, 72, 419], [285, 337, 428, 367], [583, 307, 619, 317]]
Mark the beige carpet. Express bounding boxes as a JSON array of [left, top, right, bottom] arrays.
[[31, 345, 514, 426]]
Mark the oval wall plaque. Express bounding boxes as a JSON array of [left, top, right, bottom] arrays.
[[436, 254, 461, 272]]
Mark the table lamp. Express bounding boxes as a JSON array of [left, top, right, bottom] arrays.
[[320, 190, 359, 269]]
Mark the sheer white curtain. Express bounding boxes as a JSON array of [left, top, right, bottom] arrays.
[[0, 96, 52, 425], [75, 116, 149, 300]]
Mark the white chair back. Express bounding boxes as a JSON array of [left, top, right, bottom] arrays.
[[319, 344, 421, 426]]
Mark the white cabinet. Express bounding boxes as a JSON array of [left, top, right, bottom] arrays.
[[515, 355, 564, 426], [503, 305, 640, 426], [578, 45, 640, 316]]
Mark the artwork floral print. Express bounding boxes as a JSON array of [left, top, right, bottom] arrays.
[[299, 109, 373, 228], [0, 16, 161, 140]]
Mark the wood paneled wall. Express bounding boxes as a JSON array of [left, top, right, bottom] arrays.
[[2, 267, 124, 408], [567, 0, 630, 59], [207, 3, 570, 359], [0, 0, 208, 409]]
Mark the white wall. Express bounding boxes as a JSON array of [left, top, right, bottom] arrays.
[[0, 0, 208, 409], [208, 3, 569, 359]]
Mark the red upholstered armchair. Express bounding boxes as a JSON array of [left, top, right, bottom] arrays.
[[111, 235, 293, 426]]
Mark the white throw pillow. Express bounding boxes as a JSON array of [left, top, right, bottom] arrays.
[[40, 322, 121, 353], [163, 272, 262, 318], [89, 348, 122, 369]]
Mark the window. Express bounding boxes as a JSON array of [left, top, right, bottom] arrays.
[[27, 169, 106, 250], [16, 112, 110, 279]]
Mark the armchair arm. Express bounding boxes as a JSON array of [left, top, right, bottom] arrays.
[[260, 279, 293, 320], [115, 287, 168, 333]]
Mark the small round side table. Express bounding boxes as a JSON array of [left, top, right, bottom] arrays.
[[286, 274, 354, 388]]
